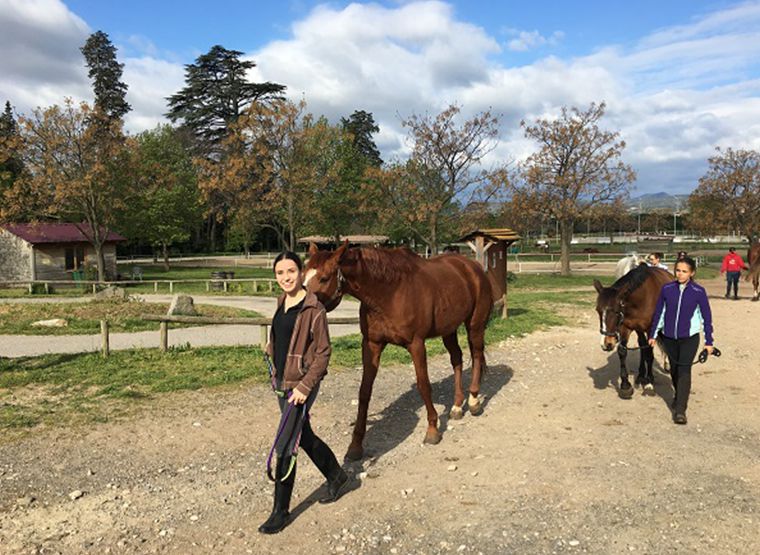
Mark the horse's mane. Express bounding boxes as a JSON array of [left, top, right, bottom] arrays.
[[611, 262, 653, 296], [352, 247, 421, 283]]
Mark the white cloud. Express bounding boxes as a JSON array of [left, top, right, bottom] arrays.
[[505, 29, 564, 52], [2, 0, 760, 194]]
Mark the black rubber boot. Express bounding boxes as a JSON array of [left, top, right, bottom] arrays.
[[319, 467, 349, 504], [258, 457, 296, 534]]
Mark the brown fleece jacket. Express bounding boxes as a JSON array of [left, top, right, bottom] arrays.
[[265, 292, 331, 396]]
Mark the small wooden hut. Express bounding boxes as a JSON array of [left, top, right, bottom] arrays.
[[459, 228, 521, 318]]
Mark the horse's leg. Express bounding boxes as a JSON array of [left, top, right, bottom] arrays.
[[754, 275, 759, 302], [618, 328, 633, 399], [442, 333, 465, 420], [466, 324, 486, 416], [408, 338, 441, 445], [346, 338, 385, 461], [634, 330, 646, 388], [638, 331, 656, 395]]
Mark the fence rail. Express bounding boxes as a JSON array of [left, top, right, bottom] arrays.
[[0, 277, 280, 294]]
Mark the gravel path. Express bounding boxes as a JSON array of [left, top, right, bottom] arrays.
[[0, 279, 758, 554]]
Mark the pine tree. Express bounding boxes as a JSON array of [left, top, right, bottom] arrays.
[[341, 110, 383, 167], [166, 45, 285, 158], [80, 31, 131, 121], [0, 101, 25, 212]]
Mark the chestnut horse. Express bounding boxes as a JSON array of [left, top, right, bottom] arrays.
[[746, 243, 760, 301], [304, 242, 494, 460], [593, 264, 672, 398]]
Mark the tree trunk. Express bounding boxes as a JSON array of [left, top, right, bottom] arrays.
[[94, 242, 106, 282], [210, 215, 217, 253], [560, 219, 573, 276], [162, 242, 170, 271]]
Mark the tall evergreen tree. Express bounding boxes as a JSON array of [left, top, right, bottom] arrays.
[[0, 101, 25, 217], [341, 110, 383, 167], [80, 31, 131, 121], [166, 45, 285, 158]]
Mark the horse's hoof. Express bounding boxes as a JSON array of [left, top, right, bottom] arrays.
[[753, 297, 759, 302], [449, 406, 464, 420], [423, 431, 442, 445], [619, 384, 634, 399], [345, 445, 364, 461], [643, 384, 655, 396], [469, 403, 483, 416]]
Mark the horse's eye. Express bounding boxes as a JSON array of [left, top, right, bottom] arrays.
[[319, 276, 329, 284]]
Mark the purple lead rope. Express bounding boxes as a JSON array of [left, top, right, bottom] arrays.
[[264, 354, 309, 482]]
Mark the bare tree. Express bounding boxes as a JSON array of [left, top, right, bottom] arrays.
[[516, 102, 635, 274], [688, 147, 760, 242]]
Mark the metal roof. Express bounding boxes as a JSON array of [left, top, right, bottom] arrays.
[[1, 223, 127, 244]]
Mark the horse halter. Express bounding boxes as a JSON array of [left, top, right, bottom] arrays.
[[600, 304, 625, 339], [328, 267, 346, 305]]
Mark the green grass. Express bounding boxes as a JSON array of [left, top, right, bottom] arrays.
[[0, 299, 262, 335], [0, 347, 268, 431]]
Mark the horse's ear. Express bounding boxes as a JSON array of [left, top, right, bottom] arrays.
[[334, 239, 350, 262], [308, 242, 319, 257], [593, 279, 604, 294]]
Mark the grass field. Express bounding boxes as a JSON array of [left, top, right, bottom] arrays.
[[0, 299, 262, 335], [0, 289, 590, 433]]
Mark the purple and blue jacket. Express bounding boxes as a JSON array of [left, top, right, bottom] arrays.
[[649, 280, 714, 345]]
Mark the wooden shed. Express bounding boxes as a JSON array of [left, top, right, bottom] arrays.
[[0, 223, 126, 282], [459, 228, 521, 318]]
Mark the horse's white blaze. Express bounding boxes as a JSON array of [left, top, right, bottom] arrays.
[[303, 269, 317, 287], [600, 334, 607, 347], [468, 393, 479, 407], [601, 308, 608, 334]]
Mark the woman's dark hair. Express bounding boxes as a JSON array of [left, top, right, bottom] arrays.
[[273, 251, 303, 273], [674, 256, 697, 273]]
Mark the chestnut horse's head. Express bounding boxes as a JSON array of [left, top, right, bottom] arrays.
[[593, 279, 627, 352], [303, 240, 349, 312]]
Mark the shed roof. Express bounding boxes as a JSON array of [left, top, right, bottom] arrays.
[[1, 223, 127, 244], [459, 228, 521, 243]]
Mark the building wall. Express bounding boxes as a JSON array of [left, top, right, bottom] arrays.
[[0, 229, 33, 281], [34, 243, 119, 281]]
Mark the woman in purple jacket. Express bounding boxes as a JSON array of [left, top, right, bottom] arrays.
[[648, 257, 714, 425]]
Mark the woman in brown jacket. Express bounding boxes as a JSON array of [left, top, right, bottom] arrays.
[[259, 251, 349, 535]]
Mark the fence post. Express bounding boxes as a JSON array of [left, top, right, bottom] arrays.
[[169, 281, 174, 294], [260, 324, 268, 350], [268, 280, 273, 292], [44, 282, 49, 294], [206, 281, 210, 292], [92, 283, 97, 294], [224, 280, 228, 292], [100, 320, 109, 358], [154, 281, 158, 293], [253, 280, 258, 293], [160, 321, 168, 352], [28, 282, 33, 294]]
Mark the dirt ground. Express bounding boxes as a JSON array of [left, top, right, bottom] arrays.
[[1, 278, 759, 554]]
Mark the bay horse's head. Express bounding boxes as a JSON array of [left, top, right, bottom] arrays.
[[303, 240, 349, 312], [593, 279, 628, 352]]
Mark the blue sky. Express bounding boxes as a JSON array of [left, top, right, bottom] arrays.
[[2, 0, 760, 195]]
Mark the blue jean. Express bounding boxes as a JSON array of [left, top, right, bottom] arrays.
[[726, 271, 740, 296]]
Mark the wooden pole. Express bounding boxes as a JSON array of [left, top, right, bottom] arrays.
[[169, 281, 174, 293], [100, 320, 110, 357], [260, 324, 268, 350], [160, 321, 168, 352], [154, 281, 158, 293]]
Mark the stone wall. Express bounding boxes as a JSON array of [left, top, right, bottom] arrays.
[[0, 229, 33, 281]]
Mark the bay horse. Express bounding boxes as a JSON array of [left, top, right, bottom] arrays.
[[745, 243, 760, 301], [593, 264, 672, 398], [304, 242, 494, 460]]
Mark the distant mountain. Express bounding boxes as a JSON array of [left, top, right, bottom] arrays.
[[627, 192, 690, 210]]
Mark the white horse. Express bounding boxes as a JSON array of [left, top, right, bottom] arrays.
[[615, 253, 644, 279]]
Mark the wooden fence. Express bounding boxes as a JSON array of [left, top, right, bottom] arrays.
[[0, 277, 280, 294]]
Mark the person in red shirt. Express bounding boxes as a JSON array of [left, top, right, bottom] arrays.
[[720, 247, 748, 299]]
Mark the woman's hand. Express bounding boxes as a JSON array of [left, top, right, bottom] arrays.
[[705, 345, 714, 355], [289, 389, 308, 405], [648, 338, 656, 348]]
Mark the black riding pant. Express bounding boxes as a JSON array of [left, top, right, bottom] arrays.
[[660, 333, 700, 414], [726, 271, 740, 296]]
